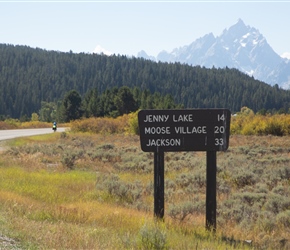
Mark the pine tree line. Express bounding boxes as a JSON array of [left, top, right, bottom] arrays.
[[39, 87, 180, 123], [1, 43, 290, 119]]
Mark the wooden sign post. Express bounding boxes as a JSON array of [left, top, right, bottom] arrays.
[[138, 109, 231, 230], [206, 150, 217, 231], [154, 149, 164, 219]]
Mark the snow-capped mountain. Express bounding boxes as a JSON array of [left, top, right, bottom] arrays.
[[93, 45, 113, 56], [138, 19, 290, 89]]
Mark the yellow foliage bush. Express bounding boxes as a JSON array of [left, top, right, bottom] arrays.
[[0, 119, 51, 129], [3, 118, 21, 129], [125, 110, 140, 135], [70, 111, 142, 135], [70, 115, 130, 134], [20, 121, 51, 129], [231, 113, 290, 136], [0, 121, 17, 129]]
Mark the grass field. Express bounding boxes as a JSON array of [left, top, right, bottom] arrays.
[[0, 131, 289, 249]]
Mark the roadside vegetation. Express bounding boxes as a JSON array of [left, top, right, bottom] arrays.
[[0, 109, 290, 249], [3, 106, 290, 137], [0, 119, 51, 130]]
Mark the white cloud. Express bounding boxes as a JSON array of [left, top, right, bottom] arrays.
[[281, 52, 290, 60], [93, 45, 112, 56]]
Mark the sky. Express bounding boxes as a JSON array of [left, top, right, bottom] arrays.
[[1, 1, 290, 59]]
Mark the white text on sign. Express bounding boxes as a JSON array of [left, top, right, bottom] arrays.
[[143, 114, 195, 123]]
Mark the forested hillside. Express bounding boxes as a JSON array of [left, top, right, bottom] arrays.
[[1, 43, 290, 119]]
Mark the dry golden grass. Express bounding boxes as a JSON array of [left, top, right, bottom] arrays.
[[0, 132, 289, 249]]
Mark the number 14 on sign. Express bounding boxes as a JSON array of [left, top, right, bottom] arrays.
[[218, 114, 225, 121]]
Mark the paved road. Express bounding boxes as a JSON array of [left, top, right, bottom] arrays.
[[0, 127, 67, 141]]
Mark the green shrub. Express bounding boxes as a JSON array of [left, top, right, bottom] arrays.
[[276, 210, 290, 228], [264, 193, 290, 214], [138, 223, 168, 250], [168, 199, 204, 222], [60, 132, 68, 139], [257, 211, 276, 232], [233, 170, 258, 188], [96, 173, 143, 204], [235, 192, 266, 206], [61, 151, 77, 169]]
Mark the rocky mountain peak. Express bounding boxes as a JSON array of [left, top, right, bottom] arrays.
[[138, 19, 290, 89]]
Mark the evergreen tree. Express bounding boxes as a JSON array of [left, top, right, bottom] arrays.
[[99, 88, 118, 117], [62, 90, 83, 122], [114, 86, 138, 115], [39, 102, 57, 122], [83, 88, 101, 117]]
